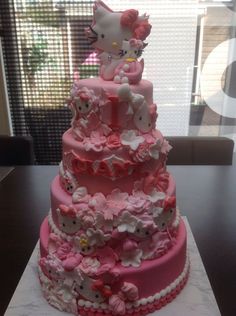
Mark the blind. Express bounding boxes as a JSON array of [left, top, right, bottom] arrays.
[[0, 0, 197, 164]]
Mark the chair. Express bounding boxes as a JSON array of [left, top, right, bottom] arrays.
[[0, 135, 35, 166], [166, 136, 234, 165]]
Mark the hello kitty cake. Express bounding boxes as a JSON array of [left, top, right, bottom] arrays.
[[38, 1, 189, 315]]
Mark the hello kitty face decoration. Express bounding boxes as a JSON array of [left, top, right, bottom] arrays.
[[57, 204, 81, 235], [133, 221, 156, 240], [85, 1, 151, 55], [74, 273, 107, 303], [133, 101, 153, 133], [153, 196, 176, 231], [119, 39, 144, 61], [59, 162, 78, 194], [71, 87, 97, 118], [74, 228, 110, 255]]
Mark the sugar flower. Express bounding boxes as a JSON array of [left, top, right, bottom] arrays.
[[117, 211, 138, 233], [120, 248, 143, 267], [120, 130, 144, 150]]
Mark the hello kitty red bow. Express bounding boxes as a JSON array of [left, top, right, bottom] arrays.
[[129, 38, 143, 49], [59, 204, 77, 218], [163, 196, 176, 211], [92, 279, 112, 298]]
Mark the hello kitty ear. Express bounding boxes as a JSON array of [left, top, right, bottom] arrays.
[[94, 0, 113, 21]]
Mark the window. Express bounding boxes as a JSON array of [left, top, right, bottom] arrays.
[[0, 0, 235, 164]]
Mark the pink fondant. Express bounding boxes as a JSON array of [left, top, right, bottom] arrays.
[[75, 78, 153, 105], [40, 217, 186, 299]]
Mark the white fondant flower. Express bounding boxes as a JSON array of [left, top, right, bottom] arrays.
[[148, 189, 165, 203], [72, 187, 88, 203], [161, 139, 172, 154], [86, 228, 110, 247], [120, 249, 143, 267], [117, 211, 138, 233], [149, 140, 162, 159], [120, 130, 144, 150]]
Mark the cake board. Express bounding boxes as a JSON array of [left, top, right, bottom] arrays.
[[4, 217, 221, 316]]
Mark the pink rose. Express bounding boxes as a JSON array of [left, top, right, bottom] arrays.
[[109, 294, 126, 315], [107, 133, 121, 149], [121, 282, 139, 301], [133, 142, 150, 162]]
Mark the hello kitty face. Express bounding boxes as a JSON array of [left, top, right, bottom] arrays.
[[75, 274, 106, 303], [133, 221, 155, 239], [153, 208, 175, 231], [39, 255, 64, 281], [74, 236, 95, 256], [119, 40, 143, 60], [87, 1, 132, 55], [59, 162, 78, 194], [134, 102, 152, 133], [75, 97, 92, 114], [57, 206, 81, 235]]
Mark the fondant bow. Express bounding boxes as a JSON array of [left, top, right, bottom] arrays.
[[92, 279, 113, 298], [59, 204, 77, 218]]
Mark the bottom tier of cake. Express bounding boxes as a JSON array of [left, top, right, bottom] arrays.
[[39, 217, 189, 316]]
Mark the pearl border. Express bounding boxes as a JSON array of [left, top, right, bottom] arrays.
[[77, 255, 190, 310]]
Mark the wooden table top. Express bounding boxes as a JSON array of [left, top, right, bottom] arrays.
[[0, 165, 236, 316]]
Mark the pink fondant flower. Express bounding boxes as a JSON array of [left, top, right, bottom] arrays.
[[107, 189, 128, 216], [133, 142, 150, 162], [107, 133, 121, 149], [56, 242, 73, 260], [96, 212, 114, 232], [84, 130, 107, 152], [126, 194, 149, 214], [89, 192, 107, 211], [79, 257, 101, 276], [62, 254, 82, 272], [96, 246, 118, 275], [143, 133, 156, 144]]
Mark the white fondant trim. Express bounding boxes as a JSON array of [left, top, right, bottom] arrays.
[[172, 208, 180, 228], [76, 255, 190, 309], [48, 209, 73, 242]]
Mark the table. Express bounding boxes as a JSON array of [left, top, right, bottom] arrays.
[[0, 166, 14, 182], [0, 166, 236, 316]]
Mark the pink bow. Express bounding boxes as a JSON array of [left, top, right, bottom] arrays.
[[92, 279, 113, 298], [129, 38, 143, 49], [163, 196, 176, 211], [59, 204, 77, 218]]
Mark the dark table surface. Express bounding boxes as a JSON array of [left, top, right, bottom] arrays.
[[0, 165, 236, 316]]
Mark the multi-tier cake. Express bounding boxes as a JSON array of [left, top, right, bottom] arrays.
[[38, 1, 189, 315]]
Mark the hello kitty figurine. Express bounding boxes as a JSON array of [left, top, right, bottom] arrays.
[[153, 196, 176, 231], [70, 87, 98, 123], [85, 0, 151, 80], [57, 204, 81, 235], [114, 39, 145, 84], [59, 162, 78, 194]]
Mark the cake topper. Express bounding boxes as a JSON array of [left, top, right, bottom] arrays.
[[85, 0, 151, 82]]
